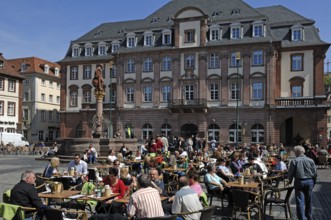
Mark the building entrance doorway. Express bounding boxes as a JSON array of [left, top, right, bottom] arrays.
[[180, 123, 198, 138], [280, 116, 309, 146]]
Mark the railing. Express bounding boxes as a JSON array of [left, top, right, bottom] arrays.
[[168, 99, 208, 108], [81, 103, 116, 109], [275, 96, 327, 107]]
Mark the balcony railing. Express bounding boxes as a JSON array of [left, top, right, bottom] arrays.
[[168, 99, 208, 108], [81, 103, 116, 109], [275, 96, 327, 107]]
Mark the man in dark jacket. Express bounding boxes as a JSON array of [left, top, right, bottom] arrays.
[[10, 170, 45, 219]]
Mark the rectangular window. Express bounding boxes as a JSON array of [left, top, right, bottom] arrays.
[[291, 54, 303, 71], [252, 82, 263, 100], [111, 90, 117, 103], [83, 65, 92, 79], [292, 29, 302, 41], [210, 29, 220, 41], [0, 78, 4, 91], [56, 112, 60, 122], [49, 81, 53, 88], [252, 50, 263, 66], [24, 92, 29, 101], [72, 48, 79, 57], [209, 53, 220, 69], [253, 25, 263, 37], [126, 87, 134, 102], [99, 45, 106, 55], [163, 33, 171, 45], [56, 96, 60, 104], [8, 80, 16, 92], [292, 86, 302, 97], [162, 85, 171, 102], [162, 56, 171, 71], [23, 79, 29, 86], [127, 59, 135, 73], [210, 84, 219, 100], [48, 111, 53, 122], [23, 109, 28, 121], [112, 44, 119, 53], [143, 58, 153, 72], [57, 83, 60, 89], [230, 82, 240, 100], [49, 95, 53, 103], [185, 55, 195, 69], [41, 79, 46, 86], [185, 30, 195, 43], [70, 66, 78, 80], [230, 52, 241, 67], [231, 27, 240, 39], [70, 91, 78, 107], [184, 85, 194, 100], [127, 37, 135, 48], [8, 102, 15, 116], [83, 90, 91, 103], [143, 86, 152, 102], [41, 93, 45, 102], [144, 35, 153, 46], [0, 101, 4, 115], [85, 47, 92, 56]]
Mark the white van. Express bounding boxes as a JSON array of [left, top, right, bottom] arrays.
[[0, 132, 29, 147]]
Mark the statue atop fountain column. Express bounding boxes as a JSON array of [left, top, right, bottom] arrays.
[[91, 64, 105, 138]]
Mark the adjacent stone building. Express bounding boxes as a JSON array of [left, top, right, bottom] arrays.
[[58, 0, 329, 146]]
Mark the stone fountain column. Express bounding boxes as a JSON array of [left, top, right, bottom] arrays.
[[92, 64, 105, 138]]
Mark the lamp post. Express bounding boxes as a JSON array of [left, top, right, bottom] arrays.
[[235, 52, 241, 146]]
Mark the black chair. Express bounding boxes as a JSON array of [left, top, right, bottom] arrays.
[[163, 172, 178, 194], [231, 189, 261, 220], [263, 186, 294, 220], [200, 206, 215, 220], [203, 176, 223, 207]]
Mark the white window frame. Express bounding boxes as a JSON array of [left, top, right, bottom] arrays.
[[0, 78, 3, 91], [49, 95, 53, 103], [230, 82, 240, 100], [209, 25, 221, 41], [291, 54, 303, 71], [185, 55, 195, 69], [70, 66, 78, 80], [230, 26, 241, 39], [127, 59, 135, 73], [292, 86, 302, 97], [230, 52, 242, 67], [251, 124, 264, 144], [162, 56, 171, 71], [54, 67, 59, 76], [292, 28, 303, 41], [0, 101, 3, 115], [209, 53, 220, 69], [56, 96, 60, 104], [70, 91, 78, 107], [41, 93, 45, 102], [8, 102, 15, 116], [126, 87, 134, 102], [83, 90, 91, 103], [8, 80, 15, 92], [143, 57, 153, 72], [252, 50, 264, 66], [144, 32, 154, 47], [44, 64, 49, 74], [83, 65, 92, 79], [162, 85, 171, 102], [98, 42, 107, 55], [253, 24, 264, 37], [162, 29, 172, 45], [252, 82, 263, 100], [72, 44, 80, 57], [85, 43, 93, 56], [210, 83, 219, 100], [127, 33, 136, 48], [111, 41, 120, 53], [143, 86, 152, 102], [184, 85, 194, 101]]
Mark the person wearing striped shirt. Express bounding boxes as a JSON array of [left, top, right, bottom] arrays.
[[127, 174, 164, 219]]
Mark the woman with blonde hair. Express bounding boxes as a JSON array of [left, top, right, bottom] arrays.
[[120, 166, 132, 185], [43, 157, 60, 177]]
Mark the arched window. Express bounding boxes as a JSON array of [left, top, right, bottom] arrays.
[[142, 123, 153, 140], [229, 124, 241, 143], [161, 124, 171, 137], [251, 124, 264, 144], [208, 123, 220, 142]]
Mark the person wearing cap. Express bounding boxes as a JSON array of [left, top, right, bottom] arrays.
[[242, 155, 264, 176]]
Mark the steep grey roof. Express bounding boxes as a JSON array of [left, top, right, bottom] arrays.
[[59, 0, 329, 62]]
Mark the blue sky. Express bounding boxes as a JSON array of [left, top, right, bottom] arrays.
[[1, 0, 330, 70]]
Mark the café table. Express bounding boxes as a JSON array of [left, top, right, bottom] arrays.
[[163, 167, 186, 172], [226, 181, 259, 189], [95, 164, 113, 170], [38, 190, 81, 205]]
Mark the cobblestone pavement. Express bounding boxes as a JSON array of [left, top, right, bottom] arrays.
[[0, 155, 330, 219]]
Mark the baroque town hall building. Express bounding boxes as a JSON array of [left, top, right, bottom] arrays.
[[59, 0, 329, 146]]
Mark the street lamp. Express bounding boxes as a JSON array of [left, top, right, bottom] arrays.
[[235, 51, 241, 147]]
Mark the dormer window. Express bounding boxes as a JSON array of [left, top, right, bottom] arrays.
[[185, 30, 195, 43], [291, 25, 304, 41], [85, 43, 93, 56], [98, 42, 107, 55], [44, 64, 49, 74], [144, 31, 154, 47], [162, 29, 172, 45], [230, 22, 242, 39], [126, 33, 136, 48], [209, 24, 221, 41], [21, 63, 27, 72], [54, 67, 59, 76], [72, 44, 80, 57], [111, 41, 120, 53], [252, 20, 265, 37], [0, 60, 3, 68]]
